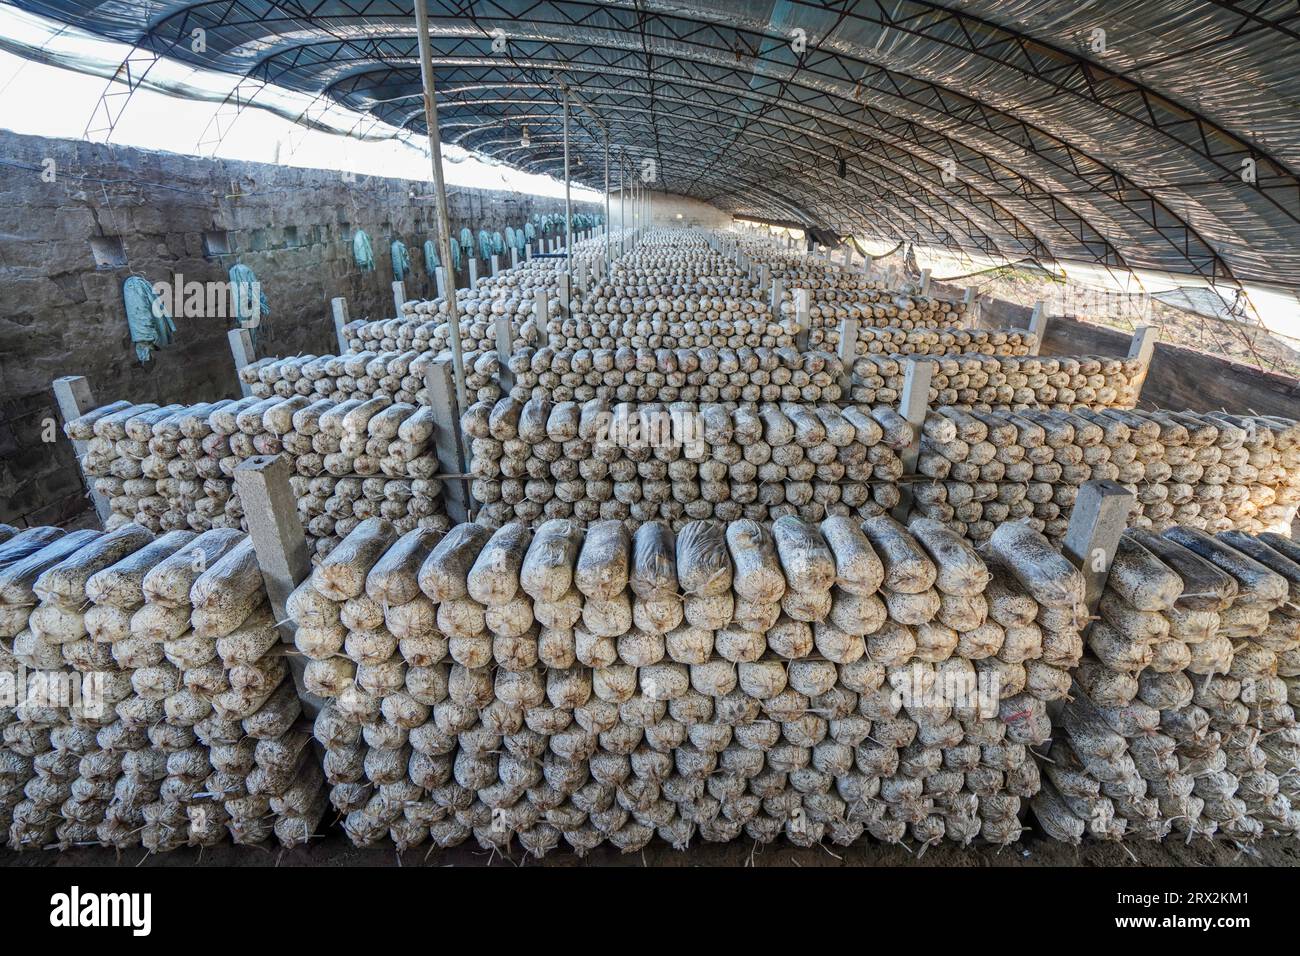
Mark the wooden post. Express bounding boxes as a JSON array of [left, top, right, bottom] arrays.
[[1061, 479, 1136, 615], [228, 328, 256, 397], [890, 359, 934, 523], [495, 312, 516, 394], [425, 355, 470, 524], [392, 280, 406, 317], [490, 253, 501, 277], [1127, 325, 1158, 399], [1027, 300, 1048, 355], [468, 257, 479, 290], [232, 454, 324, 718], [51, 375, 114, 525], [793, 287, 811, 351], [330, 297, 350, 354], [836, 315, 859, 394]]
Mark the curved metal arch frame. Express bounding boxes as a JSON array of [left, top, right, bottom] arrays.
[[179, 17, 1225, 278], [64, 0, 1299, 284]]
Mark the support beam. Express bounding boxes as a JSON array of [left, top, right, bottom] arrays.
[[425, 355, 469, 524], [51, 375, 114, 525], [890, 359, 935, 523], [330, 297, 350, 354], [563, 93, 571, 267], [1061, 479, 1137, 615], [604, 132, 611, 270], [228, 328, 255, 397], [413, 0, 466, 411], [232, 454, 324, 718]]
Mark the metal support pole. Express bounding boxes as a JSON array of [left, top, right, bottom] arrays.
[[890, 359, 935, 523], [1061, 479, 1137, 615], [563, 93, 572, 266], [413, 0, 467, 411], [233, 454, 324, 718], [228, 328, 256, 397], [51, 375, 115, 525], [330, 297, 350, 354], [604, 132, 611, 269]]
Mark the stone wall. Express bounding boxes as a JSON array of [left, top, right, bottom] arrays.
[[0, 128, 599, 526]]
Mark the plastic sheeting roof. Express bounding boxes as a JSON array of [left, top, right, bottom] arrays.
[[12, 0, 1300, 288]]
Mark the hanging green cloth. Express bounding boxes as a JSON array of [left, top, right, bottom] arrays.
[[477, 229, 493, 261], [449, 237, 461, 270], [391, 239, 411, 281], [459, 227, 473, 252], [423, 239, 440, 274], [492, 231, 505, 255], [352, 229, 375, 271], [505, 226, 516, 250], [524, 222, 536, 241], [123, 275, 175, 364]]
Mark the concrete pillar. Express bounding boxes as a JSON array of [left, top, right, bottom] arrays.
[[331, 297, 350, 354], [495, 312, 515, 394], [434, 266, 447, 300], [1127, 326, 1159, 400], [1027, 300, 1048, 355], [1061, 479, 1137, 615], [793, 288, 811, 351], [228, 328, 256, 397], [490, 254, 501, 277], [468, 257, 479, 290], [836, 315, 859, 394], [424, 354, 469, 523], [890, 359, 935, 523], [51, 375, 115, 525], [392, 280, 407, 317], [509, 247, 519, 269], [920, 268, 932, 295], [232, 454, 324, 718]]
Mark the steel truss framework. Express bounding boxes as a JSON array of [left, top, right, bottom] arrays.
[[23, 0, 1300, 287]]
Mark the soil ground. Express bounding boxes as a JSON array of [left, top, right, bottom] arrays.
[[1, 829, 1296, 868]]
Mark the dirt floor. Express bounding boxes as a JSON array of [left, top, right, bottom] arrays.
[[2, 829, 1296, 868]]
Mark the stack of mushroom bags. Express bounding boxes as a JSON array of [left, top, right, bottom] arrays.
[[910, 407, 1300, 545], [66, 395, 450, 560], [850, 354, 1142, 409], [463, 397, 910, 529], [288, 511, 1087, 855], [1032, 526, 1300, 844], [240, 347, 501, 409], [504, 346, 844, 405], [1, 523, 324, 851]]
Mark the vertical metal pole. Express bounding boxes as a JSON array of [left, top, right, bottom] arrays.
[[604, 132, 611, 268], [619, 155, 626, 251], [563, 93, 572, 266], [413, 0, 466, 412]]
